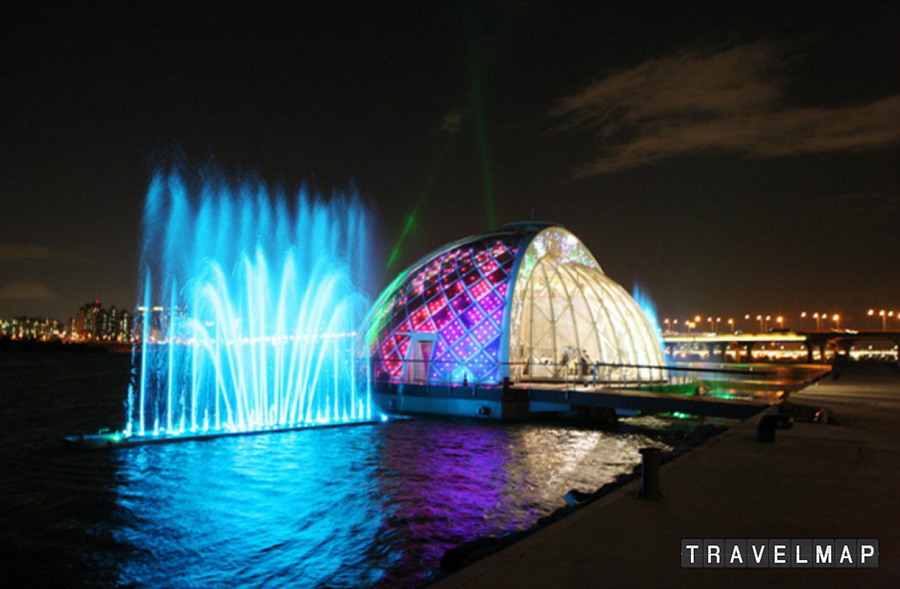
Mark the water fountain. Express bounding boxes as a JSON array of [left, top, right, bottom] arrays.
[[67, 166, 382, 448]]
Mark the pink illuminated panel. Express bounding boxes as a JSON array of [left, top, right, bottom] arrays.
[[373, 236, 519, 384]]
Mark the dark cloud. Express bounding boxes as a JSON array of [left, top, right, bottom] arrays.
[[553, 40, 900, 176], [0, 244, 74, 262], [0, 280, 53, 300], [441, 110, 463, 134]]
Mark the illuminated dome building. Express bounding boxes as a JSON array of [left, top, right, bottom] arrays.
[[364, 223, 665, 418]]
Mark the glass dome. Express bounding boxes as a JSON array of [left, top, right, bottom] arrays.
[[365, 224, 664, 386], [508, 227, 664, 382]]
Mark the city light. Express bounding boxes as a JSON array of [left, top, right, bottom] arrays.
[[7, 303, 900, 346]]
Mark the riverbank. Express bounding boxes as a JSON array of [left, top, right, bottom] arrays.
[[0, 339, 131, 353], [432, 370, 900, 588]]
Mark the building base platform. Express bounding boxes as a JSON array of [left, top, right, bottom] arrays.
[[373, 381, 777, 421]]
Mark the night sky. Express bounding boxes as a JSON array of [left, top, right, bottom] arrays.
[[2, 1, 898, 325]]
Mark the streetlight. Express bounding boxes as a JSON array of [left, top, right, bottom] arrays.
[[756, 314, 763, 331], [664, 318, 671, 333], [765, 315, 771, 331], [776, 316, 784, 329], [879, 310, 887, 330], [813, 312, 820, 331], [707, 316, 714, 332], [727, 318, 734, 333], [833, 314, 841, 329]]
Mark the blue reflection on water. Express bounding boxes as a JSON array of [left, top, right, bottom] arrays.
[[4, 349, 701, 589], [107, 418, 664, 587], [114, 426, 386, 586]]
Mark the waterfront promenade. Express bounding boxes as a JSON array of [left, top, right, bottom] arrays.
[[433, 369, 900, 588]]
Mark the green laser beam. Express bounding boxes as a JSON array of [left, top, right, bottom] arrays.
[[464, 10, 497, 230], [384, 135, 454, 274]]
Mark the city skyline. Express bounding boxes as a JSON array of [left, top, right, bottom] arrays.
[[3, 299, 898, 340]]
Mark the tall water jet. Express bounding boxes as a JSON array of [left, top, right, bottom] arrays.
[[123, 166, 376, 440], [632, 283, 663, 344]]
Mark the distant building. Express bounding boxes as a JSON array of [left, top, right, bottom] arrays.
[[133, 305, 184, 343], [1, 300, 134, 343], [72, 300, 134, 342], [0, 316, 63, 340]]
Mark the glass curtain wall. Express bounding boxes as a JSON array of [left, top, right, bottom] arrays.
[[509, 228, 664, 383]]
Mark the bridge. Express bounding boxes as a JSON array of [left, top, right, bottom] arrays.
[[663, 330, 900, 363]]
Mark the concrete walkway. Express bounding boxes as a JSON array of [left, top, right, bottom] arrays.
[[433, 372, 900, 588]]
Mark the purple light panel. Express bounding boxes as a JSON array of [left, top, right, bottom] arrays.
[[374, 236, 519, 385]]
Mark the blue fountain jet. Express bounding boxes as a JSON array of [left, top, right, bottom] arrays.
[[123, 167, 377, 440]]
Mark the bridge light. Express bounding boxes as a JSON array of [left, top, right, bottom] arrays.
[[868, 309, 875, 316], [801, 311, 807, 318]]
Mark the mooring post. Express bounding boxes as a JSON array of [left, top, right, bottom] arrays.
[[637, 447, 663, 500], [756, 414, 794, 443]]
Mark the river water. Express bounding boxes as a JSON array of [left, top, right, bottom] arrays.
[[1, 350, 697, 587]]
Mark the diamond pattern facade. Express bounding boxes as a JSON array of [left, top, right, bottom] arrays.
[[371, 235, 520, 385]]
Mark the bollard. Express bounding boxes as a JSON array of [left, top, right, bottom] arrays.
[[756, 414, 794, 443], [637, 447, 663, 500]]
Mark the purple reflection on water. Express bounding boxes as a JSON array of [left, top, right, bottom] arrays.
[[376, 421, 516, 580], [2, 352, 684, 588], [108, 418, 673, 587]]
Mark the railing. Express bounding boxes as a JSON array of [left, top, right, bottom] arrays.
[[367, 356, 806, 399], [502, 360, 784, 395]]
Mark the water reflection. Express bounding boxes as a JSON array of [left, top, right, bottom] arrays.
[[2, 352, 684, 589], [107, 420, 667, 587]]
